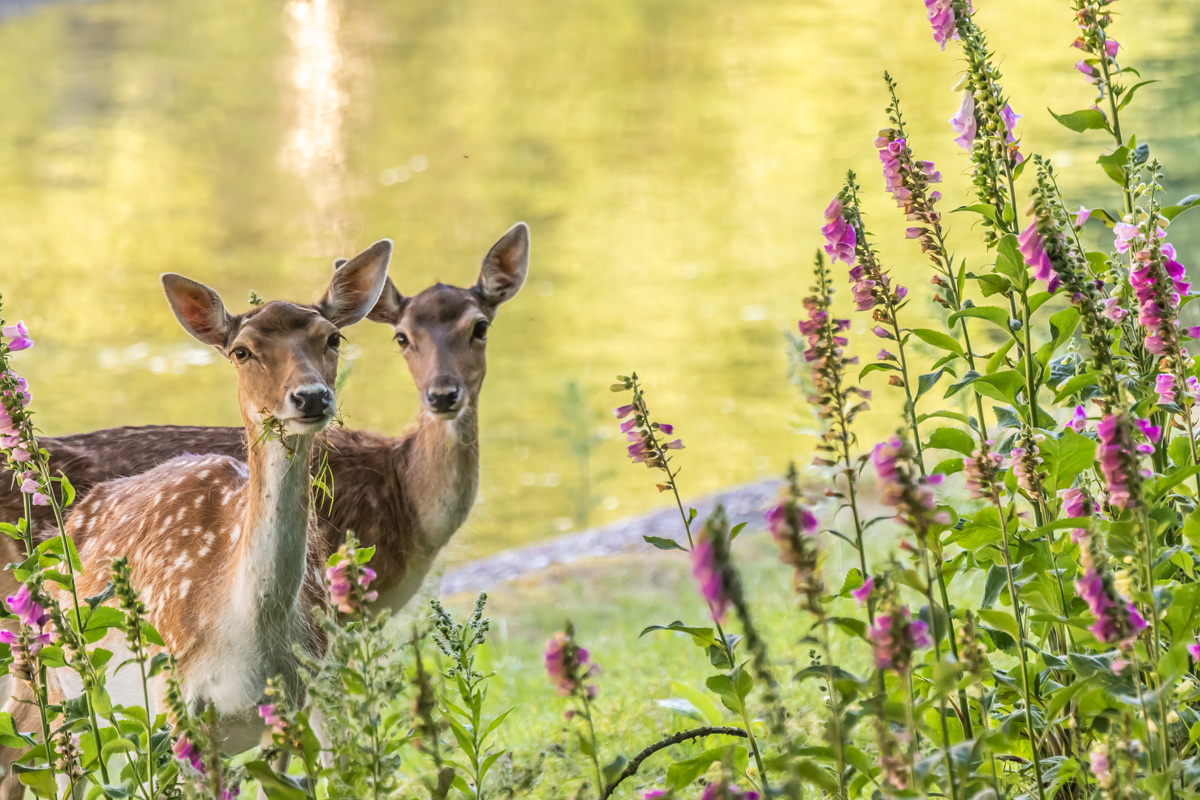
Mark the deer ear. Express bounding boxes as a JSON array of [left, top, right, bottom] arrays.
[[161, 274, 234, 349], [319, 239, 393, 328], [475, 222, 529, 307], [332, 258, 349, 269], [366, 277, 408, 324]]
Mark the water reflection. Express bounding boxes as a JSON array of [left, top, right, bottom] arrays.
[[0, 0, 1197, 559]]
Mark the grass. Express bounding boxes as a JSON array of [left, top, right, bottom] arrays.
[[427, 529, 875, 800]]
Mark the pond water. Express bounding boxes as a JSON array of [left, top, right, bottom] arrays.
[[1, 0, 1198, 558]]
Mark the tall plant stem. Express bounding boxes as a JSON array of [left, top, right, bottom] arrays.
[[1136, 506, 1172, 772], [1095, 46, 1133, 216], [820, 623, 848, 800], [580, 693, 606, 799], [989, 494, 1047, 800], [835, 420, 871, 624], [919, 542, 958, 800], [40, 465, 110, 786]]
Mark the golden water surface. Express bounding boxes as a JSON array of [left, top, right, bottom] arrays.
[[1, 0, 1197, 557]]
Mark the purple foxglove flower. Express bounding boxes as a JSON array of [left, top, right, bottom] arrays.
[[1018, 221, 1060, 293], [922, 0, 958, 50], [1067, 404, 1087, 432], [949, 92, 977, 149], [0, 435, 17, 448], [619, 418, 637, 434], [872, 326, 891, 339], [1060, 486, 1094, 519], [1113, 222, 1139, 253], [851, 576, 874, 605], [1156, 373, 1176, 405], [690, 540, 729, 623], [644, 792, 667, 800], [657, 423, 674, 434], [1097, 414, 1138, 511], [5, 337, 32, 352], [1189, 642, 1200, 660], [1090, 745, 1112, 788], [821, 198, 858, 265], [869, 605, 929, 672], [878, 349, 895, 361], [1076, 59, 1099, 84], [19, 477, 38, 495], [1105, 39, 1119, 58], [0, 322, 27, 339], [6, 585, 49, 630], [1076, 207, 1091, 227], [10, 448, 29, 462], [906, 227, 923, 239], [258, 704, 284, 729], [31, 493, 48, 506], [663, 439, 684, 450], [1100, 297, 1127, 323], [1001, 104, 1022, 144], [173, 735, 206, 774], [613, 404, 635, 419], [1135, 418, 1162, 443]]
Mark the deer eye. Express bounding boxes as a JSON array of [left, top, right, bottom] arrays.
[[327, 333, 343, 351], [394, 331, 410, 348], [472, 321, 489, 341], [231, 346, 252, 363]]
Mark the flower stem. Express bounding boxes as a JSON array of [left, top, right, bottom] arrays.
[[989, 493, 1047, 800], [581, 692, 605, 799]]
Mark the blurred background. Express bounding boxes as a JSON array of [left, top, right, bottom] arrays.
[[0, 0, 1198, 562]]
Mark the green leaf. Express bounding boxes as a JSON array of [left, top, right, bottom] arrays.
[[925, 427, 975, 456], [1053, 371, 1100, 403], [919, 410, 971, 427], [1170, 433, 1194, 469], [860, 362, 901, 381], [85, 607, 126, 632], [669, 681, 725, 726], [100, 737, 137, 760], [977, 609, 1020, 640], [1162, 194, 1200, 222], [1049, 107, 1111, 133], [602, 755, 628, 784], [987, 340, 1015, 374], [643, 536, 685, 552], [953, 204, 999, 222], [981, 563, 1010, 609], [1097, 146, 1130, 188], [0, 713, 34, 749], [90, 685, 112, 716], [640, 622, 719, 650], [13, 765, 55, 799], [994, 234, 1028, 290], [729, 522, 748, 541], [667, 745, 748, 791], [1117, 80, 1159, 112], [1053, 430, 1098, 490], [916, 369, 945, 400], [1148, 465, 1200, 503], [244, 761, 307, 800], [949, 305, 1013, 335], [933, 458, 964, 476], [706, 667, 752, 716], [909, 328, 964, 356]]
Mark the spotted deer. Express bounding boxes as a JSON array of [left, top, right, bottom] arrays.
[[0, 241, 392, 791], [0, 223, 528, 610]]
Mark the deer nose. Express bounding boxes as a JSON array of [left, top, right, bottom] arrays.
[[426, 386, 462, 414], [290, 386, 334, 418]]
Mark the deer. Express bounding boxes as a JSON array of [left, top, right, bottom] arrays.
[[0, 223, 529, 788], [0, 240, 392, 795]]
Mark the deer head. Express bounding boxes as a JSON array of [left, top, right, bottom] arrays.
[[337, 223, 529, 420], [164, 240, 393, 434]]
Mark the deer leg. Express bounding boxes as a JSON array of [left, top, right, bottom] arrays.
[[306, 704, 334, 770], [257, 725, 291, 800]]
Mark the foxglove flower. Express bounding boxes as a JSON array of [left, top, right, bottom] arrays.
[[922, 0, 961, 49], [964, 441, 1004, 499], [1097, 414, 1148, 512], [872, 435, 946, 531], [1076, 59, 1100, 85], [326, 543, 378, 615], [699, 779, 760, 800], [851, 576, 875, 606], [799, 254, 871, 469], [544, 626, 598, 700], [875, 121, 946, 275], [1067, 404, 1087, 432], [173, 734, 206, 774], [1, 321, 32, 352], [821, 197, 857, 265], [949, 91, 977, 149], [1011, 431, 1047, 501], [766, 466, 824, 614], [612, 376, 685, 474], [1090, 743, 1113, 788], [1075, 527, 1147, 647], [869, 601, 930, 673], [1018, 221, 1060, 293]]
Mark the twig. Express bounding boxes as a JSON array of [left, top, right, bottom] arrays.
[[601, 727, 748, 800]]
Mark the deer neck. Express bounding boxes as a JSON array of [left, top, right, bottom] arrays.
[[405, 401, 480, 552], [231, 430, 315, 646]]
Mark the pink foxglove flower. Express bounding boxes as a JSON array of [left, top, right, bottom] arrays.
[[544, 628, 597, 700], [172, 735, 206, 774], [1097, 414, 1146, 512], [1066, 405, 1087, 432], [1076, 60, 1100, 85], [691, 539, 728, 623], [851, 576, 875, 606], [1018, 221, 1060, 293], [821, 198, 857, 265], [1189, 642, 1200, 660], [964, 442, 1003, 500], [1, 322, 32, 352], [949, 91, 977, 149], [922, 0, 959, 50], [869, 604, 930, 673]]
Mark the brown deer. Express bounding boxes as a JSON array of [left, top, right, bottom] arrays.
[[0, 241, 392, 789], [0, 223, 529, 612]]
